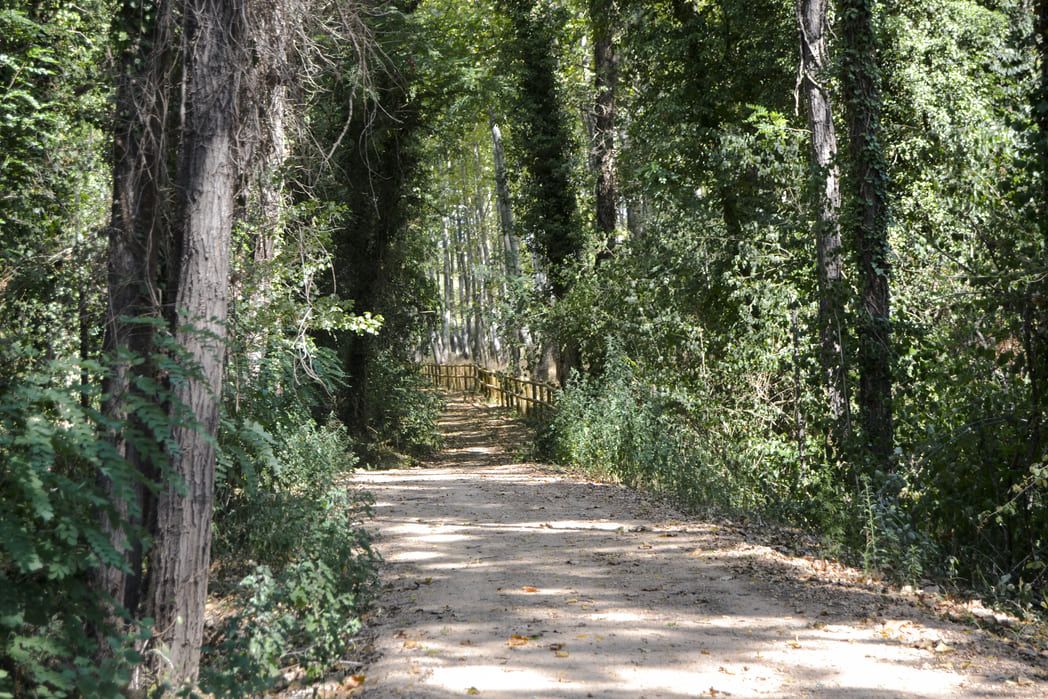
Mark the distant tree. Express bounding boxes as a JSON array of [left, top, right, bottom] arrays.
[[503, 0, 585, 382], [590, 0, 620, 265]]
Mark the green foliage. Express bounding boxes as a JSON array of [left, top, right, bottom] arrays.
[[358, 350, 444, 455], [203, 481, 378, 695], [207, 408, 379, 693], [0, 1, 109, 367], [201, 559, 367, 696], [548, 340, 811, 521], [209, 292, 380, 692], [0, 336, 205, 697]]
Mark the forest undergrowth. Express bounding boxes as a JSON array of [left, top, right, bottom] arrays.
[[542, 343, 1048, 629]]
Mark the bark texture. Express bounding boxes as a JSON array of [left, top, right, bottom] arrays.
[[796, 0, 848, 441], [489, 116, 519, 277], [95, 0, 177, 646], [143, 0, 240, 684]]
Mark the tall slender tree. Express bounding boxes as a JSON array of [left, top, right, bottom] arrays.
[[796, 0, 848, 445], [590, 0, 620, 265]]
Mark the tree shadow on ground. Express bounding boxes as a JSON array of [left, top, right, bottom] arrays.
[[355, 394, 1048, 698]]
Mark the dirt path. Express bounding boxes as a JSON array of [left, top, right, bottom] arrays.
[[353, 393, 1048, 698]]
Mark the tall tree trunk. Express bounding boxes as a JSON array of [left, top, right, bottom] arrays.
[[504, 0, 584, 384], [143, 0, 241, 684], [489, 115, 520, 277], [95, 0, 176, 649], [1022, 0, 1048, 464], [442, 220, 454, 359], [796, 0, 848, 445], [590, 0, 619, 265], [1038, 0, 1048, 228], [840, 0, 893, 466], [489, 113, 532, 370]]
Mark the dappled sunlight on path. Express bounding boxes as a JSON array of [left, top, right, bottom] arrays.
[[354, 394, 1048, 698]]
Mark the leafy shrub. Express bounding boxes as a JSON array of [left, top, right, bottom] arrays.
[[548, 340, 808, 521], [360, 349, 444, 456], [0, 344, 188, 698], [213, 416, 374, 571], [202, 486, 378, 696], [207, 367, 379, 694]]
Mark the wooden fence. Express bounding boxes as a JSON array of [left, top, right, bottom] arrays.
[[421, 363, 556, 419]]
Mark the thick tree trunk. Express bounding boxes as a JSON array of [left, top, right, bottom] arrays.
[[142, 0, 240, 684], [796, 0, 848, 443], [840, 0, 893, 466], [590, 0, 619, 265]]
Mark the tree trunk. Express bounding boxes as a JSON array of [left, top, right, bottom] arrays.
[[489, 115, 520, 277], [590, 0, 619, 265], [142, 0, 240, 684], [840, 0, 893, 466], [504, 0, 584, 384], [489, 113, 532, 370], [95, 0, 177, 652], [1038, 0, 1048, 227], [796, 0, 848, 444]]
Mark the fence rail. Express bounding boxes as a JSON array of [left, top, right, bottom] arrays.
[[421, 363, 556, 419]]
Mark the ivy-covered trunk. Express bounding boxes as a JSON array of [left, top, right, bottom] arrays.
[[96, 0, 175, 647], [504, 0, 585, 384], [98, 0, 241, 686], [839, 0, 894, 466], [590, 0, 619, 265]]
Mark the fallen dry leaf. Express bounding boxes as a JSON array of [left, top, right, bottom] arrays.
[[555, 650, 570, 658], [508, 634, 529, 646], [521, 586, 538, 593], [343, 674, 366, 689]]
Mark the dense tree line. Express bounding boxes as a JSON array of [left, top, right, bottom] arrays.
[[421, 0, 1048, 616], [2, 0, 1048, 694]]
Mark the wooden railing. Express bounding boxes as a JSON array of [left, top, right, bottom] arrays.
[[421, 363, 556, 419]]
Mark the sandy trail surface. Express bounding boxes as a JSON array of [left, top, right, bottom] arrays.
[[353, 393, 1048, 698]]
